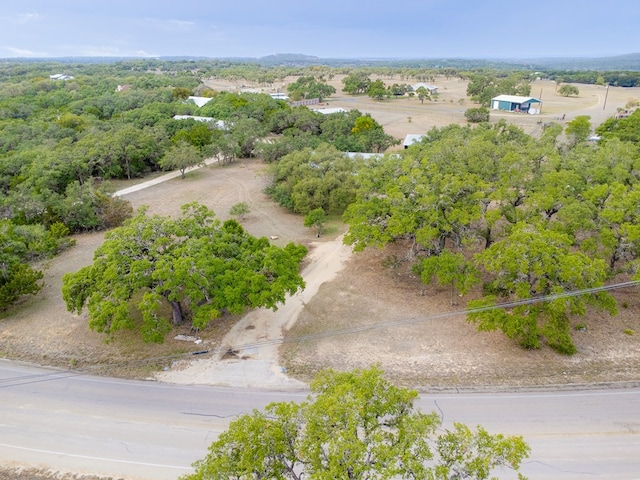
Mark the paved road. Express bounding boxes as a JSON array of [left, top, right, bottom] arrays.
[[2, 360, 639, 479]]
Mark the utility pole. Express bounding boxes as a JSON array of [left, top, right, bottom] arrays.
[[603, 84, 609, 111], [539, 88, 543, 113]]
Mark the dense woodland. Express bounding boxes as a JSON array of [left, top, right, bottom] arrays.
[[3, 59, 640, 353]]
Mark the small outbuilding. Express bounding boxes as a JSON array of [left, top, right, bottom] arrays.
[[313, 107, 348, 115], [173, 115, 227, 129], [49, 73, 74, 81], [187, 96, 214, 108], [403, 134, 426, 148], [491, 95, 542, 114], [412, 83, 439, 95]]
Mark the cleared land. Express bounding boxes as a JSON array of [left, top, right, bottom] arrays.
[[1, 75, 639, 391]]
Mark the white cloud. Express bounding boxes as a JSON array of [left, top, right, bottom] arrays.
[[2, 46, 47, 56], [15, 12, 43, 24], [142, 17, 196, 32], [0, 12, 43, 25]]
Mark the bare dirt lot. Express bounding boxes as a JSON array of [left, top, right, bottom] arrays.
[[1, 75, 640, 393]]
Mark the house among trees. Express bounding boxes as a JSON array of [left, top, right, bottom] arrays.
[[49, 73, 74, 81], [187, 96, 214, 107], [412, 83, 439, 94], [313, 107, 348, 115], [403, 134, 426, 148], [172, 115, 227, 129], [491, 95, 542, 114]]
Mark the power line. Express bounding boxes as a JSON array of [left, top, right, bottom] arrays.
[[227, 280, 640, 352]]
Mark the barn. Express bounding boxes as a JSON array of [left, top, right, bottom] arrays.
[[491, 95, 542, 114]]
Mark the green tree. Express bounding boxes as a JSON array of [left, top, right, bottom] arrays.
[[0, 261, 43, 310], [344, 129, 493, 258], [172, 122, 214, 149], [596, 109, 640, 143], [565, 115, 591, 146], [267, 144, 360, 214], [469, 223, 617, 354], [109, 125, 162, 179], [415, 85, 431, 104], [158, 141, 204, 179], [465, 107, 490, 123], [210, 129, 240, 166], [303, 208, 327, 237], [56, 112, 89, 132], [367, 79, 387, 101], [287, 76, 336, 102], [184, 367, 530, 480], [341, 72, 372, 94], [0, 219, 75, 310], [62, 203, 307, 343], [350, 114, 398, 152], [229, 117, 265, 158], [318, 109, 396, 153], [581, 181, 640, 271], [172, 87, 192, 100], [229, 202, 250, 220], [413, 250, 479, 305], [558, 84, 580, 97], [256, 131, 321, 163]]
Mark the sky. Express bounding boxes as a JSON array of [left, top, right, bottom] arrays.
[[1, 0, 638, 60]]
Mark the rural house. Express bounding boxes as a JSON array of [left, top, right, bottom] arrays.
[[49, 73, 74, 81], [187, 96, 214, 107], [172, 115, 227, 129], [403, 134, 426, 148], [412, 83, 439, 95], [491, 95, 542, 114]]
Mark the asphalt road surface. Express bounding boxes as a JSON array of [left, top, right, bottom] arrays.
[[1, 360, 639, 479]]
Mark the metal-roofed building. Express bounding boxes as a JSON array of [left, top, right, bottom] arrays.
[[173, 115, 227, 129], [403, 134, 426, 148], [313, 107, 348, 115], [187, 96, 214, 108], [491, 95, 542, 114], [411, 83, 439, 94]]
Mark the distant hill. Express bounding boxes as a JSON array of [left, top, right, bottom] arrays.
[[222, 54, 534, 70], [505, 53, 640, 71], [3, 52, 640, 71], [220, 52, 640, 71]]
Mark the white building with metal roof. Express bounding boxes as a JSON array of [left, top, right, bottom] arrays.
[[491, 95, 542, 114]]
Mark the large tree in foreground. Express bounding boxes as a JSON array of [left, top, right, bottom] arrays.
[[62, 203, 307, 342], [184, 367, 530, 480]]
